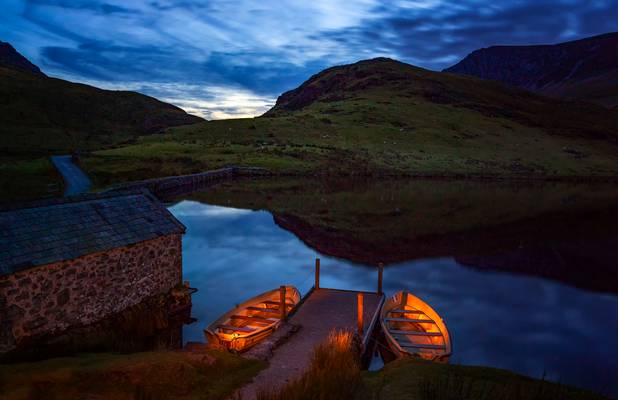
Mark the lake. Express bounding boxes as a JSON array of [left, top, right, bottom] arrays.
[[168, 178, 618, 397]]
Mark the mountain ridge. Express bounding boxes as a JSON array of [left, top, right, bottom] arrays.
[[444, 32, 618, 108], [0, 41, 45, 76]]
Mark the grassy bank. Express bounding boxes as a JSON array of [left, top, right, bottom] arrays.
[[362, 359, 607, 400], [81, 107, 618, 190], [0, 349, 265, 400]]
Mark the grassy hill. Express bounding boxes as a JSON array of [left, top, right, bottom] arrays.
[[0, 67, 202, 155], [82, 58, 618, 186], [0, 57, 202, 201]]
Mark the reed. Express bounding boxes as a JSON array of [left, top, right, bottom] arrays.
[[256, 330, 363, 400]]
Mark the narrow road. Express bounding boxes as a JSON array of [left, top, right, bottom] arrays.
[[50, 155, 92, 196]]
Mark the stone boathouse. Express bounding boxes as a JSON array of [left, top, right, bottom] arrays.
[[0, 190, 186, 354]]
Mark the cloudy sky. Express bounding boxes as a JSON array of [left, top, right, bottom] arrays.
[[1, 0, 616, 119]]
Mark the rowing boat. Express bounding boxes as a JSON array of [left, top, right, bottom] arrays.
[[204, 285, 301, 352], [380, 291, 451, 362]]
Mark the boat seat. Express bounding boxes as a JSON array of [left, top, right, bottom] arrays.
[[385, 317, 436, 324], [390, 309, 424, 314], [262, 300, 294, 308], [230, 315, 272, 325], [398, 342, 446, 350], [247, 306, 280, 314], [218, 324, 255, 333], [390, 329, 443, 336]]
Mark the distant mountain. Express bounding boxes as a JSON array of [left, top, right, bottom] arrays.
[[0, 41, 45, 76], [0, 42, 203, 155], [444, 32, 618, 108]]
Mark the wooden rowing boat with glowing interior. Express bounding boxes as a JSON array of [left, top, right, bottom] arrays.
[[204, 285, 301, 352], [380, 291, 451, 362]]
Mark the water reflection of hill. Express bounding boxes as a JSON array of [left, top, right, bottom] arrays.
[[187, 177, 618, 294]]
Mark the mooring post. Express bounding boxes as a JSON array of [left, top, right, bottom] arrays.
[[357, 292, 364, 336], [377, 262, 384, 295], [315, 258, 321, 289], [279, 285, 287, 321]]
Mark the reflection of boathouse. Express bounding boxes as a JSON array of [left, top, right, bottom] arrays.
[[0, 190, 186, 354]]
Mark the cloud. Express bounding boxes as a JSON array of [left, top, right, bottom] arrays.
[[1, 0, 616, 118]]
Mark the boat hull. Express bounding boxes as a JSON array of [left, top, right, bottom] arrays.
[[204, 285, 301, 352], [380, 291, 451, 362]]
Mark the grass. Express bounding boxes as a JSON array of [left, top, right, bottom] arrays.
[[251, 329, 606, 400], [255, 330, 363, 400], [0, 350, 265, 400], [362, 358, 608, 400]]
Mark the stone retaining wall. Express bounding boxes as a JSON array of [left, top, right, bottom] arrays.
[[0, 234, 182, 353], [106, 166, 271, 199]]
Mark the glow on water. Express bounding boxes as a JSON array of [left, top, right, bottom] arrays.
[[169, 200, 618, 397]]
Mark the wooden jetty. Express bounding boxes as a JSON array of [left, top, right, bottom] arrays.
[[238, 259, 385, 399]]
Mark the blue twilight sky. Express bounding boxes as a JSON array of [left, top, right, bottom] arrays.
[[1, 0, 617, 119]]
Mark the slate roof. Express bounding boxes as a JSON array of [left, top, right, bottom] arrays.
[[0, 189, 186, 276]]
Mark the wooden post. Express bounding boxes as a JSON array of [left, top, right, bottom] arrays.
[[377, 262, 384, 295], [279, 285, 287, 320], [357, 292, 364, 336], [315, 258, 321, 289]]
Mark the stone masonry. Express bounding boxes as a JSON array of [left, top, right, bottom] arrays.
[[0, 233, 182, 353]]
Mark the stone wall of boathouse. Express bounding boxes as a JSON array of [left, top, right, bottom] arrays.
[[0, 234, 182, 353]]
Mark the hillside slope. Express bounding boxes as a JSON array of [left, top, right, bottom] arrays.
[[444, 32, 618, 108], [0, 43, 202, 202], [83, 57, 618, 187], [0, 67, 203, 155]]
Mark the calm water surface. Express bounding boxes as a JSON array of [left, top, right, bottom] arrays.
[[168, 199, 618, 397]]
